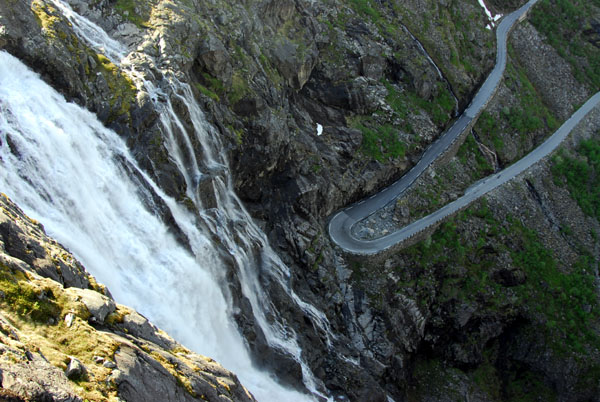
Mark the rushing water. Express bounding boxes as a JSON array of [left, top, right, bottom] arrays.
[[49, 0, 127, 63], [0, 48, 324, 402], [1, 0, 340, 399]]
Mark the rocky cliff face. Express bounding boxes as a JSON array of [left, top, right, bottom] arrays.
[[1, 0, 599, 400], [0, 194, 255, 402]]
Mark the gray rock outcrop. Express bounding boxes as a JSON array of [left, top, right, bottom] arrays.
[[0, 194, 255, 402]]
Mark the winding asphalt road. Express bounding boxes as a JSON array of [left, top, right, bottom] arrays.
[[328, 0, 600, 255]]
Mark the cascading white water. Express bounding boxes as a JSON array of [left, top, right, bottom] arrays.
[[3, 0, 339, 398], [37, 0, 335, 396], [152, 77, 333, 397], [48, 0, 127, 63], [0, 50, 318, 401], [42, 0, 333, 351]]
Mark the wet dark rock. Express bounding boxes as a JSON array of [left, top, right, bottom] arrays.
[[492, 267, 527, 287]]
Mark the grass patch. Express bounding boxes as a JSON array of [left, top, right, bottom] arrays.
[[0, 267, 61, 323], [552, 138, 600, 219], [456, 134, 493, 178], [509, 218, 599, 355], [505, 60, 559, 136], [398, 198, 600, 358], [351, 118, 406, 162], [195, 83, 220, 101], [477, 111, 504, 150], [114, 0, 150, 28], [404, 82, 455, 126], [194, 72, 227, 102], [228, 72, 250, 104], [0, 263, 121, 400], [347, 0, 381, 21], [530, 0, 600, 88]]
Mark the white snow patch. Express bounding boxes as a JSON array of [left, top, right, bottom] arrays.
[[316, 123, 323, 136]]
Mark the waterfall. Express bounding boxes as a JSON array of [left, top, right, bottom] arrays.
[[48, 0, 127, 63], [1, 1, 340, 399], [0, 49, 322, 401], [151, 77, 333, 396]]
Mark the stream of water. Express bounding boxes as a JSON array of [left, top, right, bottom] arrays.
[[0, 48, 324, 400], [0, 0, 337, 397]]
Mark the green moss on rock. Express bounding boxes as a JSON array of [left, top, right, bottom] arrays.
[[0, 264, 61, 324], [94, 54, 137, 123]]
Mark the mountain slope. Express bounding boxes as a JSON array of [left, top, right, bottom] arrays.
[[0, 0, 599, 400]]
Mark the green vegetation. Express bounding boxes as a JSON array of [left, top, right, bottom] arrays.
[[193, 70, 250, 105], [114, 0, 150, 28], [0, 265, 61, 323], [409, 358, 464, 401], [228, 72, 250, 104], [31, 0, 63, 40], [319, 18, 345, 65], [510, 219, 598, 354], [347, 0, 381, 22], [201, 72, 225, 95], [258, 52, 282, 87], [383, 79, 407, 117], [530, 0, 600, 88], [195, 83, 220, 101], [226, 124, 244, 145], [95, 54, 136, 122], [503, 105, 543, 134], [391, 0, 492, 97], [384, 76, 455, 128], [194, 72, 225, 102], [552, 138, 600, 219], [504, 368, 558, 402], [398, 198, 599, 356], [474, 55, 558, 165], [456, 134, 493, 177], [393, 196, 600, 400], [477, 110, 504, 150], [355, 122, 406, 162], [471, 351, 502, 400], [504, 60, 559, 136], [334, 2, 476, 160], [413, 84, 455, 126], [355, 79, 453, 164], [149, 350, 198, 397]]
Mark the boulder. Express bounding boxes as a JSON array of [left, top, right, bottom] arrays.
[[69, 288, 116, 324], [122, 311, 175, 350], [271, 38, 317, 90], [65, 357, 86, 380], [0, 342, 81, 402], [197, 34, 232, 86]]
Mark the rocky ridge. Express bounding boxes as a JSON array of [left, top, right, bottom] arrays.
[[0, 193, 255, 402]]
